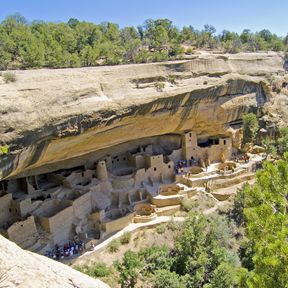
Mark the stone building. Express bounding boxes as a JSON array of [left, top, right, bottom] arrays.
[[0, 131, 233, 251]]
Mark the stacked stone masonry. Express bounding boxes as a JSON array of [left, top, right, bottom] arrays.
[[0, 131, 245, 252]]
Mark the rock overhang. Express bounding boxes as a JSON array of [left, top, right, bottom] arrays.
[[0, 52, 285, 179]]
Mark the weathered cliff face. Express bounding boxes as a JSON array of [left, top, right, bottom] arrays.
[[0, 52, 285, 179]]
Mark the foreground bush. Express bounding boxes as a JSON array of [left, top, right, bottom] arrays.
[[107, 239, 120, 253], [76, 262, 110, 278], [120, 232, 132, 245], [3, 72, 16, 83]]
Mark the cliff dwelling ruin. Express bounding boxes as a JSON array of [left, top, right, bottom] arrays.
[[0, 131, 259, 254], [1, 51, 286, 263]]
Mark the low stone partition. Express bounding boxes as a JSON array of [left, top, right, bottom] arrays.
[[101, 212, 134, 235], [158, 184, 181, 196], [215, 161, 237, 171], [210, 192, 231, 201], [209, 173, 254, 190], [189, 166, 204, 175], [156, 205, 180, 216], [133, 203, 157, 223], [178, 188, 198, 198], [150, 194, 184, 207], [134, 214, 157, 223]]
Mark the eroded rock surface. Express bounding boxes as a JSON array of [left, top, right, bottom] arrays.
[[0, 235, 109, 288], [0, 51, 285, 179]]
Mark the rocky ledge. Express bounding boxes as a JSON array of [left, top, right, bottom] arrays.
[[0, 51, 286, 179], [0, 235, 109, 288]]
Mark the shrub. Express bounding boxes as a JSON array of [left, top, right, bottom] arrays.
[[181, 198, 196, 212], [91, 263, 110, 278], [120, 232, 132, 245], [155, 82, 165, 92], [107, 239, 120, 253], [3, 72, 16, 83], [77, 262, 110, 278], [167, 74, 177, 84], [152, 50, 169, 62], [156, 223, 166, 234], [0, 145, 9, 155], [166, 220, 182, 231], [185, 47, 194, 55]]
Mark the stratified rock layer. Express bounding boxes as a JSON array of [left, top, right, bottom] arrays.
[[0, 52, 285, 179]]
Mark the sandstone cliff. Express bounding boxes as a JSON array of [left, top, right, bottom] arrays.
[[0, 235, 109, 288], [0, 51, 286, 179]]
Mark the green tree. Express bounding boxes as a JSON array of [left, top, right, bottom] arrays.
[[80, 45, 99, 66], [153, 270, 184, 288], [258, 29, 273, 42], [67, 18, 80, 28], [242, 113, 259, 144], [116, 251, 143, 288], [19, 35, 45, 68], [231, 185, 247, 226], [0, 47, 11, 70], [203, 262, 239, 288], [278, 127, 288, 154], [139, 245, 172, 273], [262, 137, 277, 158], [173, 213, 240, 287], [44, 38, 65, 67], [240, 155, 288, 287], [0, 15, 287, 69]]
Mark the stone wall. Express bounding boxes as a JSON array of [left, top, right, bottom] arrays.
[[36, 200, 74, 244], [10, 198, 32, 218], [7, 216, 38, 248], [101, 213, 134, 235], [182, 132, 232, 164], [0, 192, 12, 228], [72, 191, 92, 220]]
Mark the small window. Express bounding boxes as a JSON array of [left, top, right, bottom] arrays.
[[123, 157, 126, 161], [223, 140, 226, 145], [168, 165, 171, 169], [117, 159, 119, 162], [193, 148, 196, 150], [154, 168, 157, 171], [112, 160, 114, 164], [15, 209, 18, 213], [9, 208, 11, 213], [189, 132, 192, 137]]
